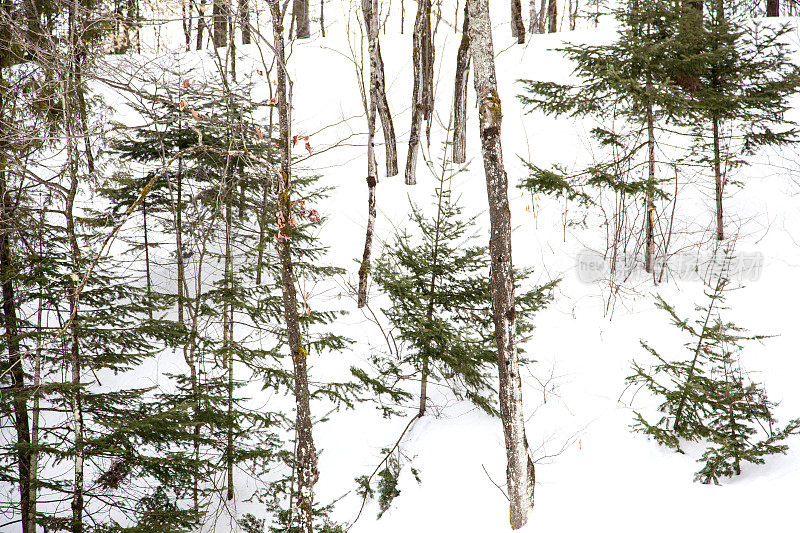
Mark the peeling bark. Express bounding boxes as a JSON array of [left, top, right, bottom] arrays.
[[468, 0, 534, 528], [452, 1, 470, 164], [405, 0, 434, 185], [363, 0, 398, 177]]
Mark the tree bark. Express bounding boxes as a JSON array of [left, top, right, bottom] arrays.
[[405, 0, 434, 185], [363, 0, 398, 177], [196, 0, 207, 49], [213, 0, 228, 47], [452, 1, 470, 164], [712, 115, 724, 240], [511, 0, 525, 43], [0, 168, 32, 533], [767, 0, 779, 16], [267, 4, 319, 532], [547, 0, 557, 32], [293, 0, 310, 38], [240, 0, 251, 43], [645, 93, 655, 273], [467, 0, 534, 528]]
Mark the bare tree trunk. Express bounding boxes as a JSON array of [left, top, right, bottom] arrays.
[[142, 200, 152, 318], [224, 173, 234, 500], [293, 0, 310, 38], [547, 0, 557, 32], [405, 0, 433, 185], [467, 0, 534, 527], [183, 0, 192, 50], [363, 0, 398, 177], [452, 1, 470, 164], [240, 0, 251, 43], [197, 0, 208, 49], [268, 4, 318, 533], [357, 95, 377, 308], [511, 0, 525, 42], [320, 0, 325, 36], [645, 94, 655, 273], [0, 170, 32, 533], [713, 115, 724, 241], [767, 0, 779, 15], [213, 0, 228, 47]]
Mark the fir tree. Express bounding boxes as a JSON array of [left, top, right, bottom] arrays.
[[626, 257, 800, 483], [372, 172, 557, 417]]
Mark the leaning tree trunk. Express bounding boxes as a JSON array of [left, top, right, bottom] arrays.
[[511, 0, 525, 42], [452, 1, 470, 164], [267, 4, 319, 533], [467, 0, 535, 528], [405, 0, 433, 185], [363, 0, 398, 177]]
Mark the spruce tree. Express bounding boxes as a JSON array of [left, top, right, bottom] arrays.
[[372, 172, 556, 417], [626, 258, 800, 483]]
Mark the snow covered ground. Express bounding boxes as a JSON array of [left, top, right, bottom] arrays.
[[107, 1, 800, 530]]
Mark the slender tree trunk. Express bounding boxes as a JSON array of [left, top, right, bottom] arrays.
[[65, 6, 85, 528], [256, 84, 274, 285], [511, 0, 525, 42], [224, 174, 234, 500], [547, 0, 557, 32], [452, 1, 470, 164], [468, 0, 534, 527], [197, 0, 207, 49], [357, 99, 377, 308], [405, 0, 434, 185], [320, 0, 325, 37], [767, 0, 779, 16], [142, 200, 152, 318], [0, 171, 32, 533], [240, 0, 251, 43], [363, 0, 399, 177], [268, 5, 318, 533], [712, 115, 724, 241], [213, 0, 228, 47], [183, 0, 192, 50], [293, 0, 310, 38], [645, 94, 655, 273]]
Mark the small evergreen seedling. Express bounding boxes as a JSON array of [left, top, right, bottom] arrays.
[[626, 260, 799, 483]]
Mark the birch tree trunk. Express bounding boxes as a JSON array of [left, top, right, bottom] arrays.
[[363, 0, 398, 177], [405, 0, 433, 185], [268, 4, 319, 532], [467, 0, 534, 527], [452, 1, 470, 164]]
